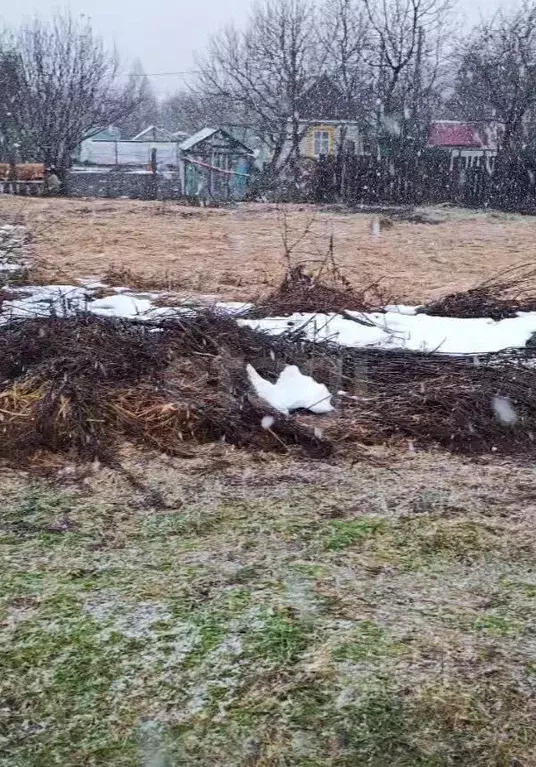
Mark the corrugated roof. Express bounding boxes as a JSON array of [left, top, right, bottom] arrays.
[[179, 128, 219, 151], [428, 121, 497, 149]]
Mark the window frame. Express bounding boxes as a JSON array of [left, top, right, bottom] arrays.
[[313, 130, 331, 157]]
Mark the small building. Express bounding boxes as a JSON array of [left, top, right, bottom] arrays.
[[295, 75, 363, 159], [79, 135, 181, 169], [428, 121, 502, 170], [179, 128, 253, 201]]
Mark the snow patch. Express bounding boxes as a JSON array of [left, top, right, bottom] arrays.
[[4, 275, 536, 357], [247, 364, 334, 415], [240, 310, 536, 355], [88, 293, 154, 318]]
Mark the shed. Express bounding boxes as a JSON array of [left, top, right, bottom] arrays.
[[179, 128, 253, 201], [428, 120, 502, 171]]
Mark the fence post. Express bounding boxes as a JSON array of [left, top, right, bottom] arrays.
[[150, 148, 158, 200]]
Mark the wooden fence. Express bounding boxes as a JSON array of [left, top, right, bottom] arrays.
[[310, 153, 536, 212]]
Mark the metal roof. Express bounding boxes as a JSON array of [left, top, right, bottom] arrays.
[[179, 128, 219, 151], [428, 121, 498, 150], [131, 125, 175, 141], [179, 127, 253, 154]]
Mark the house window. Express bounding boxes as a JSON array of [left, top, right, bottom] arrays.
[[313, 130, 331, 157]]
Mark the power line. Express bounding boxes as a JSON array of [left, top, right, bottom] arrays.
[[124, 70, 200, 78]]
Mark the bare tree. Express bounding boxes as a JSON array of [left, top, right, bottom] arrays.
[[117, 60, 160, 139], [363, 0, 454, 150], [319, 0, 374, 149], [452, 1, 536, 155], [13, 12, 141, 171], [0, 36, 23, 163], [160, 89, 239, 135], [197, 0, 319, 187]]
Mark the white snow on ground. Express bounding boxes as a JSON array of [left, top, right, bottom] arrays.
[[239, 310, 536, 355], [2, 286, 91, 319], [247, 364, 334, 415], [0, 224, 29, 276], [215, 301, 254, 314], [3, 279, 536, 355], [383, 304, 420, 315], [88, 294, 155, 318]]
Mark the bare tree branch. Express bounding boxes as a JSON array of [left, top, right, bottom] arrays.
[[451, 1, 536, 154], [12, 12, 141, 169]]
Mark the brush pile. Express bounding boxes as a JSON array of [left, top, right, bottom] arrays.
[[419, 264, 536, 321], [330, 347, 536, 455], [0, 313, 331, 464], [2, 260, 536, 464], [249, 265, 382, 318]]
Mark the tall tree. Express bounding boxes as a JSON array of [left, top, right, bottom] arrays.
[[363, 0, 454, 151], [319, 0, 374, 149], [452, 1, 536, 154], [117, 60, 160, 139], [0, 36, 24, 163], [14, 12, 140, 169], [197, 0, 319, 185]]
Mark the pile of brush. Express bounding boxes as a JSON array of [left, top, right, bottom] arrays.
[[329, 347, 536, 455], [2, 265, 536, 466], [0, 313, 331, 465], [249, 265, 383, 318], [419, 264, 536, 321]]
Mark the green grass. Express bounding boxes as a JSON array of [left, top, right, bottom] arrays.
[[248, 611, 311, 664], [2, 458, 536, 766], [327, 518, 387, 551], [332, 620, 402, 662]]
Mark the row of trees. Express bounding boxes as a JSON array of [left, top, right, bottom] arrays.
[[0, 15, 145, 170], [163, 0, 536, 182], [3, 1, 536, 183]]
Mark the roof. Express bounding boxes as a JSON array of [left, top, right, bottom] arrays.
[[179, 127, 253, 154], [179, 128, 219, 151], [131, 125, 175, 142], [428, 121, 498, 150], [297, 75, 352, 121], [84, 126, 122, 141]]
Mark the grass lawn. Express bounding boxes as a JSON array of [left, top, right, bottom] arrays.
[[2, 448, 536, 765]]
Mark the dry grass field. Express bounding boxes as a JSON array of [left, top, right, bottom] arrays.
[[1, 196, 536, 301], [3, 197, 536, 765]]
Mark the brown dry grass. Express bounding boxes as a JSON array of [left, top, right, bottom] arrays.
[[2, 196, 536, 301]]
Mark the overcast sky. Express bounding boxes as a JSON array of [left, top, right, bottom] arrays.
[[1, 0, 510, 97]]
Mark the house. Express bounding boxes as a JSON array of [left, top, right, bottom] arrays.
[[72, 125, 254, 201], [179, 128, 253, 201], [428, 121, 502, 170], [78, 125, 185, 168], [131, 125, 176, 142], [295, 75, 363, 159]]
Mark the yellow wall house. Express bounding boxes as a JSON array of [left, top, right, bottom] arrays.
[[302, 122, 361, 159], [295, 76, 363, 160]]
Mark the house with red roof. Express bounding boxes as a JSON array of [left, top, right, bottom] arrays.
[[428, 120, 502, 171]]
